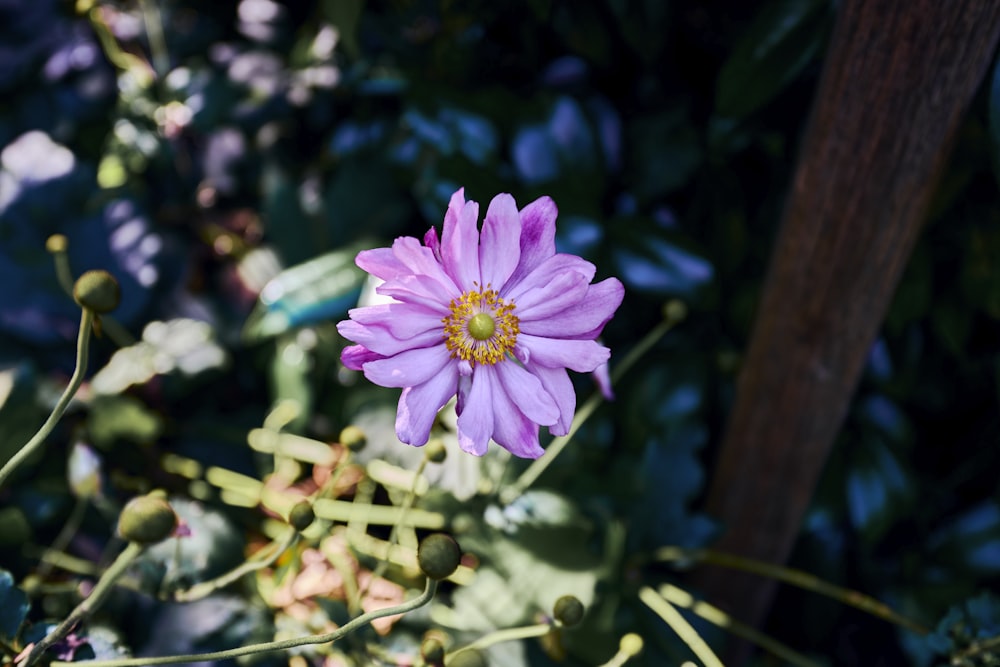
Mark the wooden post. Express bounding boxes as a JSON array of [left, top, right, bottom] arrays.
[[695, 0, 1000, 655]]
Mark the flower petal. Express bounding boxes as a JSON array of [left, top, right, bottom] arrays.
[[396, 367, 459, 446], [441, 191, 481, 292], [424, 227, 442, 261], [529, 364, 575, 436], [510, 196, 557, 285], [341, 344, 385, 371], [519, 277, 624, 338], [491, 381, 546, 459], [363, 344, 453, 388], [338, 318, 444, 357], [377, 274, 453, 314], [504, 253, 595, 302], [495, 360, 559, 426], [347, 303, 442, 339], [356, 248, 408, 281], [392, 236, 460, 294], [479, 193, 521, 289], [512, 270, 589, 321], [516, 335, 610, 373], [457, 366, 494, 455]]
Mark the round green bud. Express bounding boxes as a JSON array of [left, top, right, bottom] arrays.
[[339, 425, 367, 452], [619, 633, 644, 657], [288, 500, 315, 532], [46, 234, 68, 254], [447, 649, 487, 667], [117, 494, 178, 544], [417, 533, 461, 580], [424, 438, 447, 464], [663, 299, 687, 324], [420, 636, 445, 665], [553, 595, 585, 626], [73, 270, 121, 314]]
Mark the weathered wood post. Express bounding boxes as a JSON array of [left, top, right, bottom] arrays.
[[695, 0, 1000, 658]]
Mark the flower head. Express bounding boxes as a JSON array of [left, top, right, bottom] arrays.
[[338, 189, 624, 458]]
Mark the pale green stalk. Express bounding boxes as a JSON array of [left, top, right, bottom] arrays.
[[52, 579, 438, 667], [445, 623, 552, 663], [24, 542, 145, 667], [0, 309, 94, 490]]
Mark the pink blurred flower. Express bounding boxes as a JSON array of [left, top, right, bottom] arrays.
[[338, 189, 623, 458]]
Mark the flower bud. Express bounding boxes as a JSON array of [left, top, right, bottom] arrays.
[[619, 633, 644, 657], [73, 270, 121, 314], [424, 438, 447, 463], [46, 234, 68, 253], [553, 595, 585, 626], [417, 533, 461, 580], [447, 649, 487, 667], [117, 494, 178, 544], [339, 425, 366, 452], [288, 500, 315, 532], [420, 636, 445, 665]]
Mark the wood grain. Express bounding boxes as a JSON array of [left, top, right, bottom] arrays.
[[695, 0, 1000, 657]]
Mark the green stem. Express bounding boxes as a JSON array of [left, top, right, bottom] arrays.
[[653, 546, 928, 635], [500, 311, 681, 505], [24, 542, 145, 667], [171, 529, 299, 602], [638, 586, 724, 667], [52, 579, 438, 667], [445, 623, 552, 663], [0, 309, 94, 491], [137, 0, 169, 78], [358, 456, 428, 606], [37, 496, 90, 580], [656, 583, 820, 667]]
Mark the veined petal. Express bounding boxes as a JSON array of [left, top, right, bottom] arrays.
[[519, 277, 624, 338], [491, 381, 546, 458], [517, 334, 610, 373], [356, 248, 408, 281], [392, 236, 460, 294], [363, 344, 453, 388], [347, 302, 443, 340], [480, 193, 521, 289], [513, 270, 589, 321], [396, 367, 459, 446], [341, 344, 385, 371], [510, 195, 557, 284], [442, 196, 481, 291], [338, 318, 443, 357], [457, 366, 494, 456], [495, 360, 559, 425], [503, 253, 595, 301], [377, 274, 454, 314], [530, 364, 575, 436]]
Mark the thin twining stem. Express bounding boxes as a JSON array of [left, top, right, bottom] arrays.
[[0, 309, 94, 491], [51, 579, 439, 667], [24, 542, 146, 667]]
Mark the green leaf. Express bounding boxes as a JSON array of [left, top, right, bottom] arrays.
[[87, 395, 163, 449], [0, 569, 29, 643], [715, 0, 831, 119], [242, 245, 369, 342]]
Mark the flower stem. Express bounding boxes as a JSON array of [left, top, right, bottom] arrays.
[[50, 579, 438, 667], [652, 546, 928, 635], [0, 309, 94, 491], [655, 583, 821, 667], [357, 455, 428, 607], [24, 541, 146, 667], [171, 529, 299, 602], [638, 586, 724, 667], [501, 308, 682, 505], [445, 623, 552, 662]]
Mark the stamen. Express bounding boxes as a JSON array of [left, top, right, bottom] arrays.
[[442, 287, 519, 366]]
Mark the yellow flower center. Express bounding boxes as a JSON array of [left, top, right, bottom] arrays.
[[442, 287, 519, 366]]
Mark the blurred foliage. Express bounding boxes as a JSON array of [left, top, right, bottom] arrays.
[[1, 0, 1000, 665]]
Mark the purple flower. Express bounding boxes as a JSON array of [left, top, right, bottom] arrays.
[[338, 188, 624, 458]]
